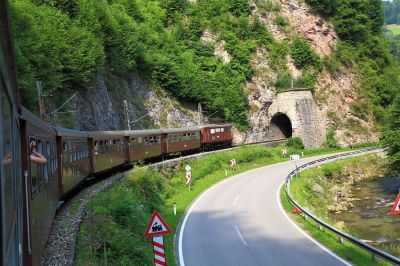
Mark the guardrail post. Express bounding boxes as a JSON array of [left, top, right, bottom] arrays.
[[372, 254, 377, 265], [339, 236, 344, 244]]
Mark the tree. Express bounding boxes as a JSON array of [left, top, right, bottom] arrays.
[[381, 96, 400, 172]]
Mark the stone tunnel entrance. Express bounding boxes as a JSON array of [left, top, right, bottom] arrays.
[[269, 113, 292, 140]]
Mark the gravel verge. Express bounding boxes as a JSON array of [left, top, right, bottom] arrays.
[[40, 172, 126, 266]]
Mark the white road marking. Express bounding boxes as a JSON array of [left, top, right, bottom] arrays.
[[276, 183, 351, 266], [233, 195, 240, 208], [235, 225, 248, 247]]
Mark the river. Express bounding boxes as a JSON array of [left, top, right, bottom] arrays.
[[330, 176, 400, 256]]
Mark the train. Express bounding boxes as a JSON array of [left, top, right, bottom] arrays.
[[0, 2, 233, 265]]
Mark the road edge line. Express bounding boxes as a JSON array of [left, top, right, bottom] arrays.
[[276, 182, 352, 266]]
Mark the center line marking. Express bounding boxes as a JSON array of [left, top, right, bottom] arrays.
[[235, 225, 248, 247], [233, 195, 240, 207]]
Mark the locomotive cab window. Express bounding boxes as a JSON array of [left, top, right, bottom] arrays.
[[215, 128, 221, 133], [211, 129, 215, 134], [221, 128, 225, 132]]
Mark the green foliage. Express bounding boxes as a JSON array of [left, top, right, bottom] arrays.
[[10, 0, 105, 103], [275, 15, 288, 27], [290, 37, 321, 69], [325, 127, 340, 149], [305, 0, 338, 16], [381, 96, 400, 172], [286, 137, 305, 150], [227, 0, 252, 17]]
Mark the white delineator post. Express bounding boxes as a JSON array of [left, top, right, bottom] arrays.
[[153, 236, 166, 266]]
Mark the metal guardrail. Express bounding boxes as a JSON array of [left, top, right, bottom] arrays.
[[285, 147, 400, 265]]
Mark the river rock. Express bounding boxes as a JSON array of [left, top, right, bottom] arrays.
[[312, 183, 324, 194], [334, 221, 345, 230]]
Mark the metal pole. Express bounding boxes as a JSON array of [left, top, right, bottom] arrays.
[[123, 100, 131, 130], [36, 79, 45, 121]]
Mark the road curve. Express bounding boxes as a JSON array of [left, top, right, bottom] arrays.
[[175, 151, 374, 266]]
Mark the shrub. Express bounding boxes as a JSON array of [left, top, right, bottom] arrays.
[[290, 37, 321, 69], [287, 137, 305, 150], [325, 127, 340, 149]]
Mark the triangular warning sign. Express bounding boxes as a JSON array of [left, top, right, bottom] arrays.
[[144, 210, 172, 237], [391, 192, 400, 215]]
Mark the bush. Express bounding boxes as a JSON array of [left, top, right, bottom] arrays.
[[287, 137, 305, 150], [325, 127, 341, 149], [291, 37, 321, 69]]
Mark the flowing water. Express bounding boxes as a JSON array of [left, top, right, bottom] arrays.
[[329, 176, 400, 255]]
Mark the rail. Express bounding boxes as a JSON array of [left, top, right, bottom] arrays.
[[284, 147, 400, 265]]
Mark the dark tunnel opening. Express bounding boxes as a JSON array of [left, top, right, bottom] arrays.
[[269, 113, 292, 139]]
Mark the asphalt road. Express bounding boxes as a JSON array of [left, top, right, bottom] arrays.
[[176, 151, 375, 266]]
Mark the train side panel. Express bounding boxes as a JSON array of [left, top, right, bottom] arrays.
[[0, 1, 23, 265], [163, 128, 201, 154], [55, 128, 90, 197], [21, 108, 58, 266], [124, 130, 163, 162], [89, 132, 127, 174]]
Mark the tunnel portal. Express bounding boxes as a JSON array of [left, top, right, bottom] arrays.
[[269, 113, 292, 140]]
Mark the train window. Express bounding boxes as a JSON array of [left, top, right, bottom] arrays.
[[221, 128, 225, 132], [45, 141, 51, 181], [211, 129, 215, 134], [215, 128, 221, 133], [63, 142, 68, 151], [1, 85, 17, 238]]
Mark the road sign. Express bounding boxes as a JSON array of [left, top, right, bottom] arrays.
[[144, 210, 172, 237], [391, 192, 400, 215], [230, 159, 236, 167], [185, 174, 191, 185], [185, 164, 191, 171], [290, 154, 300, 161]]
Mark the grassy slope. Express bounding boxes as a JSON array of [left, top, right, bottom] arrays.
[[387, 24, 400, 36]]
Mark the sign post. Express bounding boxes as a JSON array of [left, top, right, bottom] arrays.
[[391, 191, 400, 215], [230, 159, 236, 170], [144, 211, 172, 266], [185, 164, 191, 191], [290, 154, 300, 177]]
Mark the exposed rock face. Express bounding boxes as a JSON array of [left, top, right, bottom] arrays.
[[279, 0, 338, 56], [67, 72, 198, 131], [201, 29, 231, 64]]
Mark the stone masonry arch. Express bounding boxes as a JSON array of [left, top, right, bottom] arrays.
[[267, 91, 325, 148]]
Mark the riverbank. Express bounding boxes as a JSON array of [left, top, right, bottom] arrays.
[[288, 153, 400, 259]]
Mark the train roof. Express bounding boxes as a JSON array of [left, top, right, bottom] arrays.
[[54, 127, 89, 138], [162, 126, 201, 134], [200, 124, 232, 128], [123, 129, 162, 137], [87, 130, 125, 139], [20, 107, 56, 135]]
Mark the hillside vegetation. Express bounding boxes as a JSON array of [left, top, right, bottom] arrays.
[[10, 0, 400, 132]]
